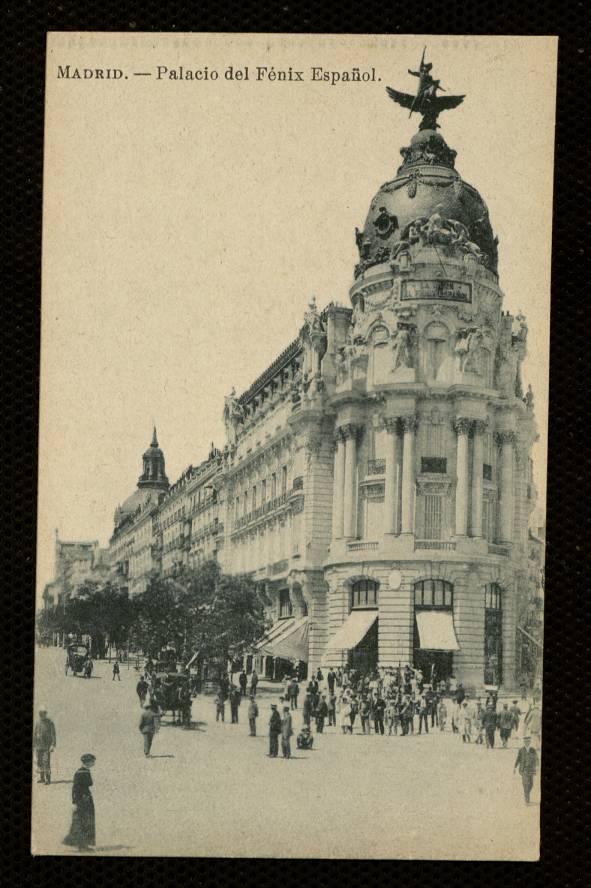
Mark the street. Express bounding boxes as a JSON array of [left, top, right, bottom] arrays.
[[31, 647, 539, 859]]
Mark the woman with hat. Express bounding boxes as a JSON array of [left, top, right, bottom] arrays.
[[63, 754, 96, 852]]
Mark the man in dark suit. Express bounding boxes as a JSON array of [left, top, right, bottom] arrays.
[[514, 735, 539, 804], [268, 704, 281, 757]]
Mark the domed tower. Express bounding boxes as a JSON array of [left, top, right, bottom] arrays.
[[138, 426, 169, 491], [321, 52, 537, 692]]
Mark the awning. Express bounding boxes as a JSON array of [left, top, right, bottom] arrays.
[[252, 618, 295, 654], [327, 610, 378, 651], [268, 617, 309, 662], [415, 611, 460, 651]]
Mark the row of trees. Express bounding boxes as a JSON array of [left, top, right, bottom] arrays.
[[37, 561, 270, 665]]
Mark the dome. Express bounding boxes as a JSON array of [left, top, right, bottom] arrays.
[[355, 129, 498, 278]]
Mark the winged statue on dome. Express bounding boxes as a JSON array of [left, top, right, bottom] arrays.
[[386, 48, 465, 131]]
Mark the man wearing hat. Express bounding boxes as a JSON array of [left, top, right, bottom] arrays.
[[281, 705, 293, 759], [33, 707, 56, 785], [514, 735, 539, 805], [139, 701, 160, 757], [268, 704, 282, 757], [247, 695, 259, 736]]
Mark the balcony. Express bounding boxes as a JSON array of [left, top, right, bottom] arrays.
[[270, 559, 289, 575], [347, 540, 379, 552], [366, 459, 386, 476], [233, 492, 289, 532], [415, 540, 457, 551], [488, 543, 511, 557]]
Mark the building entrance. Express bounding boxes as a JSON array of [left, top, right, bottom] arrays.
[[348, 617, 379, 675], [413, 647, 453, 684]]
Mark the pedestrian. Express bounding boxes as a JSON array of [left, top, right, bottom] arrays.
[[112, 661, 121, 681], [498, 703, 515, 748], [523, 701, 542, 750], [400, 696, 412, 736], [288, 677, 300, 710], [315, 695, 328, 733], [297, 725, 314, 749], [328, 692, 337, 727], [482, 704, 497, 749], [428, 688, 438, 728], [247, 695, 259, 736], [418, 695, 429, 735], [339, 698, 352, 735], [455, 682, 465, 705], [250, 669, 259, 698], [63, 753, 96, 852], [136, 676, 149, 707], [349, 694, 359, 733], [373, 696, 386, 735], [510, 699, 522, 734], [268, 704, 281, 757], [385, 697, 397, 735], [215, 692, 225, 723], [359, 696, 371, 734], [239, 670, 248, 696], [33, 707, 56, 785], [302, 693, 313, 728], [84, 658, 93, 679], [139, 701, 160, 757], [281, 705, 293, 758], [327, 669, 336, 695], [514, 735, 538, 804], [438, 699, 447, 731], [316, 668, 323, 683], [461, 702, 472, 743], [230, 687, 241, 724]]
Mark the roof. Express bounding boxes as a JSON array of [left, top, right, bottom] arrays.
[[238, 337, 302, 408]]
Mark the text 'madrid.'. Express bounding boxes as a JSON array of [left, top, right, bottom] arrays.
[[56, 65, 380, 86]]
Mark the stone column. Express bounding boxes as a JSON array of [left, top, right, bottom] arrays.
[[342, 424, 360, 539], [383, 417, 399, 535], [454, 418, 471, 537], [331, 431, 346, 540], [471, 420, 487, 537], [496, 431, 516, 544], [400, 415, 418, 535]]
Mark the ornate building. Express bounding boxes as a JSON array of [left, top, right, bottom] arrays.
[[108, 58, 541, 690]]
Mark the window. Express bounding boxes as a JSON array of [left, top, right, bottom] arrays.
[[271, 473, 277, 499], [421, 457, 447, 474], [281, 466, 288, 495], [484, 583, 503, 684], [279, 588, 293, 619], [482, 496, 495, 543], [422, 494, 443, 540], [414, 580, 453, 609], [252, 485, 257, 509], [350, 579, 379, 609], [483, 463, 492, 481], [261, 479, 267, 503]]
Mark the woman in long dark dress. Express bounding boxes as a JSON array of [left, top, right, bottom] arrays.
[[63, 753, 96, 851]]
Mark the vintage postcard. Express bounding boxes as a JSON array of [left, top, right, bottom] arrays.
[[34, 33, 556, 859]]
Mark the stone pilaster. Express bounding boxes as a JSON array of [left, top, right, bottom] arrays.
[[452, 570, 485, 689], [496, 431, 516, 544], [383, 417, 400, 536], [471, 419, 487, 538], [454, 418, 471, 537], [400, 415, 418, 535], [341, 424, 362, 539], [331, 431, 346, 540], [322, 573, 351, 669], [377, 569, 414, 667]]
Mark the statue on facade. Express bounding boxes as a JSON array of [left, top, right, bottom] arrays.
[[304, 296, 324, 335], [223, 387, 244, 443], [524, 383, 534, 410], [386, 48, 465, 131], [392, 325, 414, 370]]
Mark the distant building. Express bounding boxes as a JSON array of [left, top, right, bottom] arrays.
[[42, 535, 110, 609], [106, 66, 544, 691]]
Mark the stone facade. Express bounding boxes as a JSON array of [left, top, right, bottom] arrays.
[[107, 93, 542, 692]]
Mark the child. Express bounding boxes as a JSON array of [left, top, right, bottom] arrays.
[[297, 725, 314, 750], [215, 692, 225, 722], [438, 699, 448, 731]]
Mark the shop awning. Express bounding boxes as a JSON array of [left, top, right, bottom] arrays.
[[252, 618, 295, 653], [327, 610, 378, 651], [415, 611, 460, 651], [268, 617, 309, 662]]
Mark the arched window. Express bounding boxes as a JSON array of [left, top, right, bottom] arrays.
[[414, 579, 453, 609], [484, 583, 503, 685], [350, 579, 379, 610], [279, 588, 293, 619]]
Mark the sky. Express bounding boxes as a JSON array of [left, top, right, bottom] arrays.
[[37, 34, 557, 599]]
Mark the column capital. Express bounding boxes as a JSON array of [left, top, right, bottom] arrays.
[[383, 416, 400, 434], [495, 430, 517, 446], [339, 422, 363, 441], [453, 417, 472, 436], [472, 419, 489, 436], [400, 414, 418, 433]]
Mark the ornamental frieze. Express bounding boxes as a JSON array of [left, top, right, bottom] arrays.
[[415, 474, 454, 495], [401, 279, 472, 303]]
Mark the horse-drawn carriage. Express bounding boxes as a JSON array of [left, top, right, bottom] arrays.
[[153, 672, 192, 726], [66, 643, 89, 676]]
